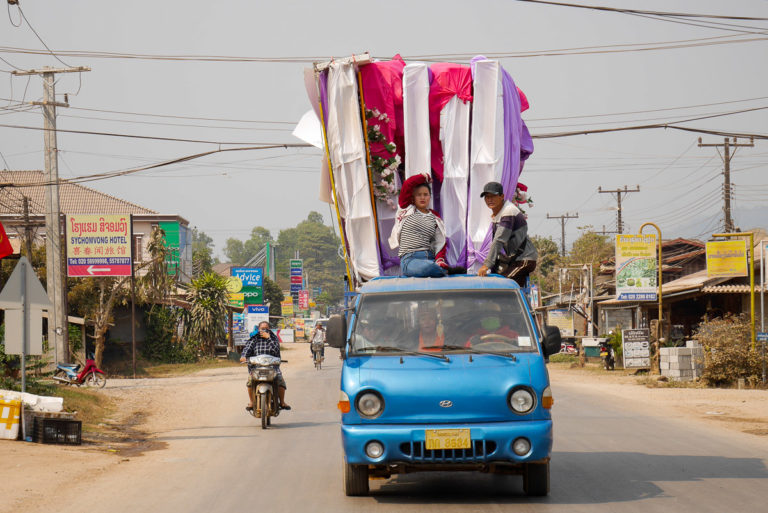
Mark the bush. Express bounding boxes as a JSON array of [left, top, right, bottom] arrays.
[[549, 353, 578, 363], [142, 307, 197, 363], [695, 314, 761, 387]]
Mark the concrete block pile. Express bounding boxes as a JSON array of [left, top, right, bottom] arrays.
[[660, 342, 704, 381]]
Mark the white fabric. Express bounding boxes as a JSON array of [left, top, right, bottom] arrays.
[[0, 390, 63, 412], [439, 95, 471, 266], [292, 109, 324, 149], [326, 63, 380, 282], [403, 63, 431, 179], [467, 59, 504, 271]]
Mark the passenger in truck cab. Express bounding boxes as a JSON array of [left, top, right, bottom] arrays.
[[389, 173, 465, 278], [415, 305, 445, 352]]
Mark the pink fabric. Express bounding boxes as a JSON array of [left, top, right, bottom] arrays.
[[359, 55, 406, 161], [428, 63, 473, 182]]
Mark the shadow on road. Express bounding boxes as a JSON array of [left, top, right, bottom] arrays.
[[372, 451, 768, 504]]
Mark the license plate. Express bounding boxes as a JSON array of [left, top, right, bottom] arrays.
[[425, 429, 471, 450]]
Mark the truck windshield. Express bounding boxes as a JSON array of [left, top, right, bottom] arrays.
[[350, 290, 537, 356]]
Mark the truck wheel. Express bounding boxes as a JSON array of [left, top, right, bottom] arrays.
[[523, 461, 550, 496], [343, 458, 369, 496]]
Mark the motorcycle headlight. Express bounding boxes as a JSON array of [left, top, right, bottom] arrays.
[[508, 387, 536, 415], [356, 391, 384, 419]]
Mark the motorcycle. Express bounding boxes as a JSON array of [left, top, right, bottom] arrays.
[[53, 354, 107, 388], [312, 341, 324, 370], [599, 341, 615, 371], [247, 354, 283, 429]]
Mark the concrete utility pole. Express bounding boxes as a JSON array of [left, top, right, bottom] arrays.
[[598, 185, 640, 234], [546, 212, 579, 256], [12, 66, 90, 365], [698, 137, 755, 232]]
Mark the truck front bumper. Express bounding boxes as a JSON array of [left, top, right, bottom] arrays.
[[342, 420, 552, 467]]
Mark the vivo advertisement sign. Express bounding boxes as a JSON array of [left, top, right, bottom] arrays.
[[231, 267, 263, 287]]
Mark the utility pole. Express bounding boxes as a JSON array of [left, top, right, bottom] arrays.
[[595, 225, 618, 236], [547, 212, 579, 256], [598, 185, 640, 234], [12, 66, 90, 365], [22, 196, 34, 259], [698, 137, 755, 232]]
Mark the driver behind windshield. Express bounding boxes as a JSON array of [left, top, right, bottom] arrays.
[[467, 304, 520, 347], [417, 305, 445, 352]]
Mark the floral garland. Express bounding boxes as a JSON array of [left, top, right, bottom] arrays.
[[513, 182, 534, 217], [365, 108, 401, 208]]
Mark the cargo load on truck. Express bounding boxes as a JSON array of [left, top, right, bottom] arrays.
[[299, 53, 535, 288]]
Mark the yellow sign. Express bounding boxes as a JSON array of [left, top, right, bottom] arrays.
[[281, 300, 294, 316], [226, 276, 243, 293], [706, 240, 748, 277], [228, 292, 244, 308]]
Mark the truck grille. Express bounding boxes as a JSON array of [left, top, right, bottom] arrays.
[[399, 440, 497, 463]]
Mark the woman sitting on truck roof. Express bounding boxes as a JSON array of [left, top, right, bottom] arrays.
[[389, 173, 463, 278]]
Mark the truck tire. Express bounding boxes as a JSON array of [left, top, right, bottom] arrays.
[[523, 461, 550, 496], [343, 458, 369, 496]]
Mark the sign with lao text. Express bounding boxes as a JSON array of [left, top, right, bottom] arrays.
[[66, 214, 132, 277], [615, 234, 657, 301], [231, 267, 263, 287], [706, 240, 748, 278], [299, 290, 309, 310], [281, 299, 294, 316], [622, 328, 651, 370]]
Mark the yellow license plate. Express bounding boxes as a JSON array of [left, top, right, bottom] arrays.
[[425, 429, 471, 450]]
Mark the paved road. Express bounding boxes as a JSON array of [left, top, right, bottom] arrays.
[[34, 344, 768, 513]]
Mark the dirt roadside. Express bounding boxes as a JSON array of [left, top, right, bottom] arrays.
[[1, 356, 766, 508]]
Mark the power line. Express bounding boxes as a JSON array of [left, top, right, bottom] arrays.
[[514, 0, 768, 21], [15, 3, 73, 68]]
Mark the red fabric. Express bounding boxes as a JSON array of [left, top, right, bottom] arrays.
[[517, 87, 529, 112], [428, 63, 473, 182], [359, 56, 406, 163], [516, 182, 528, 192], [0, 222, 13, 259], [398, 174, 447, 265]]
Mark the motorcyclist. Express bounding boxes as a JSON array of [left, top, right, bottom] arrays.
[[310, 323, 326, 360], [239, 321, 291, 412]]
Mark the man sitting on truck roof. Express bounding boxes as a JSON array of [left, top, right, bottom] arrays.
[[477, 181, 538, 286]]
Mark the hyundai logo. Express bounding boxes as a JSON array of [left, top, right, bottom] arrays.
[[439, 400, 453, 408]]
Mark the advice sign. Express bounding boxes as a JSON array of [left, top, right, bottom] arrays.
[[706, 240, 748, 277], [67, 214, 132, 277]]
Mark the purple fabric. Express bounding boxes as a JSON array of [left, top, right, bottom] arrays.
[[472, 62, 535, 266], [319, 70, 329, 129]]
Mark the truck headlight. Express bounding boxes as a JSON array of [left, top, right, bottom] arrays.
[[356, 391, 384, 419], [508, 387, 535, 415]]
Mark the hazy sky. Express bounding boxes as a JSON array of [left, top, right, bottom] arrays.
[[1, 0, 766, 259]]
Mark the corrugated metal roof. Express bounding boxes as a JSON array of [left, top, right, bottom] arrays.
[[0, 170, 157, 215], [701, 284, 766, 294]]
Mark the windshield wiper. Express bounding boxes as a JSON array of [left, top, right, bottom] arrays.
[[422, 344, 518, 361], [359, 345, 450, 362]]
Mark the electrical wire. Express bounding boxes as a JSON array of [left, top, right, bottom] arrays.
[[16, 4, 72, 68], [513, 0, 768, 21]]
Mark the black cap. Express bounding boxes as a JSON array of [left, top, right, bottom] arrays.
[[480, 181, 504, 198]]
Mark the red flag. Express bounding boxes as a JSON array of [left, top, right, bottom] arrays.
[[0, 221, 14, 259]]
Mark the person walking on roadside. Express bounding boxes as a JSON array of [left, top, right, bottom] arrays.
[[477, 181, 538, 287]]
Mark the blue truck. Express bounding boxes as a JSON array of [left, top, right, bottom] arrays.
[[326, 274, 562, 496]]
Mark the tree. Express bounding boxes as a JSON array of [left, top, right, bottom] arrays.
[[192, 228, 217, 277], [224, 226, 273, 265], [262, 276, 284, 317], [276, 212, 345, 304], [529, 236, 561, 295], [185, 272, 229, 356]]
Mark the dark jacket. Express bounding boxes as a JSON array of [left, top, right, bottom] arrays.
[[483, 200, 538, 268]]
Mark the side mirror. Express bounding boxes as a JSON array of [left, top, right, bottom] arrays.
[[542, 325, 562, 357], [326, 314, 347, 349]]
